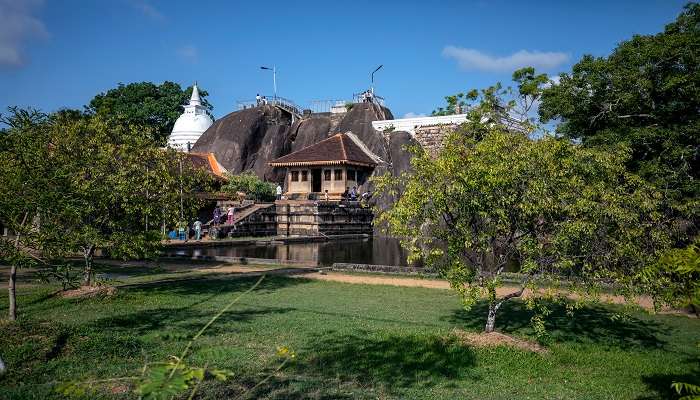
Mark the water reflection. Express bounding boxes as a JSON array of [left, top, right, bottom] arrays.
[[165, 236, 414, 266]]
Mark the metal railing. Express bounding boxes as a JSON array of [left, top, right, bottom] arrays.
[[237, 96, 304, 117], [308, 99, 350, 113], [352, 91, 385, 107]]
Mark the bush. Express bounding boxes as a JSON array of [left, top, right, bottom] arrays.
[[222, 172, 276, 202]]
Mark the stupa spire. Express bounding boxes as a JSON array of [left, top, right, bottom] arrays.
[[190, 82, 202, 106]]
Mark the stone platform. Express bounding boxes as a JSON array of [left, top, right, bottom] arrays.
[[275, 200, 373, 237]]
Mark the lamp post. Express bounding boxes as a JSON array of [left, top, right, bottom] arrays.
[[260, 65, 277, 101], [371, 64, 383, 94]]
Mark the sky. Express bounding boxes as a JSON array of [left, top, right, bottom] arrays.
[[0, 0, 691, 119]]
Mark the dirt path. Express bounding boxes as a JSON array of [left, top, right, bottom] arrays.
[[296, 271, 659, 310]]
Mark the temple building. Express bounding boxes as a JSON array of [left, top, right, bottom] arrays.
[[269, 132, 380, 199], [168, 83, 213, 151]]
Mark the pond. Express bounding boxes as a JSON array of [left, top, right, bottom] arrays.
[[164, 236, 415, 267]]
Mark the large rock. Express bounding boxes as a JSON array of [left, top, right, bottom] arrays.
[[191, 105, 292, 174], [289, 117, 331, 152], [333, 103, 394, 159], [370, 130, 418, 213]]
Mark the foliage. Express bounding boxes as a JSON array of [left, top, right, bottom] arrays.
[[374, 99, 670, 332], [673, 381, 700, 400], [431, 90, 476, 116], [647, 239, 700, 315], [345, 102, 355, 112], [0, 106, 212, 309], [223, 172, 276, 202], [86, 81, 213, 145], [538, 3, 700, 241]]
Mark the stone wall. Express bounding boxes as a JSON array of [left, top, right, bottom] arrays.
[[413, 124, 456, 156], [275, 202, 373, 237]]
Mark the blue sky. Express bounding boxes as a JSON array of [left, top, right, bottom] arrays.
[[0, 0, 690, 119]]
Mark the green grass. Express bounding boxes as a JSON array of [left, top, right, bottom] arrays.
[[0, 267, 699, 399]]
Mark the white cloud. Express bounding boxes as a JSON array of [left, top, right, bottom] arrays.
[[177, 45, 198, 63], [0, 0, 47, 67], [442, 46, 569, 72], [403, 112, 426, 119], [130, 0, 164, 21]]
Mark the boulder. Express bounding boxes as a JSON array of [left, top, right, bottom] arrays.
[[191, 105, 292, 173]]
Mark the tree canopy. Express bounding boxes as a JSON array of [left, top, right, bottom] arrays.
[[86, 81, 213, 145], [539, 3, 699, 240], [376, 117, 669, 333], [0, 107, 212, 319]]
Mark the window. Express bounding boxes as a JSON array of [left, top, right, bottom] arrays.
[[324, 169, 331, 181], [347, 169, 356, 181], [301, 170, 308, 182], [291, 171, 299, 181], [334, 169, 343, 180]]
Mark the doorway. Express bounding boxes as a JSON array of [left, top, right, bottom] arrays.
[[311, 169, 322, 192]]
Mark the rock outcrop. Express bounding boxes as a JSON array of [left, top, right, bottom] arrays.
[[191, 105, 293, 180], [192, 102, 415, 200]]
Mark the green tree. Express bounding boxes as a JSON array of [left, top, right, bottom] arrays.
[[375, 103, 670, 333], [0, 107, 212, 320], [0, 108, 70, 320], [538, 3, 700, 241], [647, 238, 700, 316], [86, 81, 213, 145], [222, 172, 276, 202]]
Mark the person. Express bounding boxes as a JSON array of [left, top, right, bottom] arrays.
[[262, 96, 268, 105], [177, 221, 187, 241], [323, 189, 329, 202], [276, 184, 283, 200], [193, 218, 202, 241], [213, 206, 221, 226], [341, 187, 349, 201], [350, 186, 357, 201], [227, 206, 234, 225], [255, 93, 261, 106]]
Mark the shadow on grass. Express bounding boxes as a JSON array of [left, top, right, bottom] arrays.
[[447, 300, 669, 349], [637, 370, 699, 400], [212, 332, 478, 399], [297, 332, 477, 389], [89, 276, 307, 336]]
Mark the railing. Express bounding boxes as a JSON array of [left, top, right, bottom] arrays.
[[308, 99, 349, 114], [352, 91, 385, 107], [237, 96, 304, 117]]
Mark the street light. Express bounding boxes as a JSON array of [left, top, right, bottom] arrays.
[[260, 65, 277, 100], [371, 64, 383, 94]]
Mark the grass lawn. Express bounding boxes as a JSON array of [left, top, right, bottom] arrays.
[[0, 265, 699, 399]]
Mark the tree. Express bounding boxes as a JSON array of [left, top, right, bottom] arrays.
[[222, 172, 276, 202], [375, 103, 670, 333], [647, 238, 700, 316], [86, 81, 213, 145], [0, 108, 68, 320], [538, 3, 700, 242], [0, 107, 212, 320]]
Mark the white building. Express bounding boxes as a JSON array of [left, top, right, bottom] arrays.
[[167, 83, 213, 151]]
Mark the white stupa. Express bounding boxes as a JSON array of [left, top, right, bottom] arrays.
[[167, 83, 213, 151]]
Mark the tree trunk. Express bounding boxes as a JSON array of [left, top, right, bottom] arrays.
[[82, 246, 94, 287], [8, 264, 17, 321], [485, 301, 497, 333], [8, 214, 27, 321]]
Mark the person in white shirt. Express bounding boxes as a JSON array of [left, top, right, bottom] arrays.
[[276, 184, 283, 200]]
